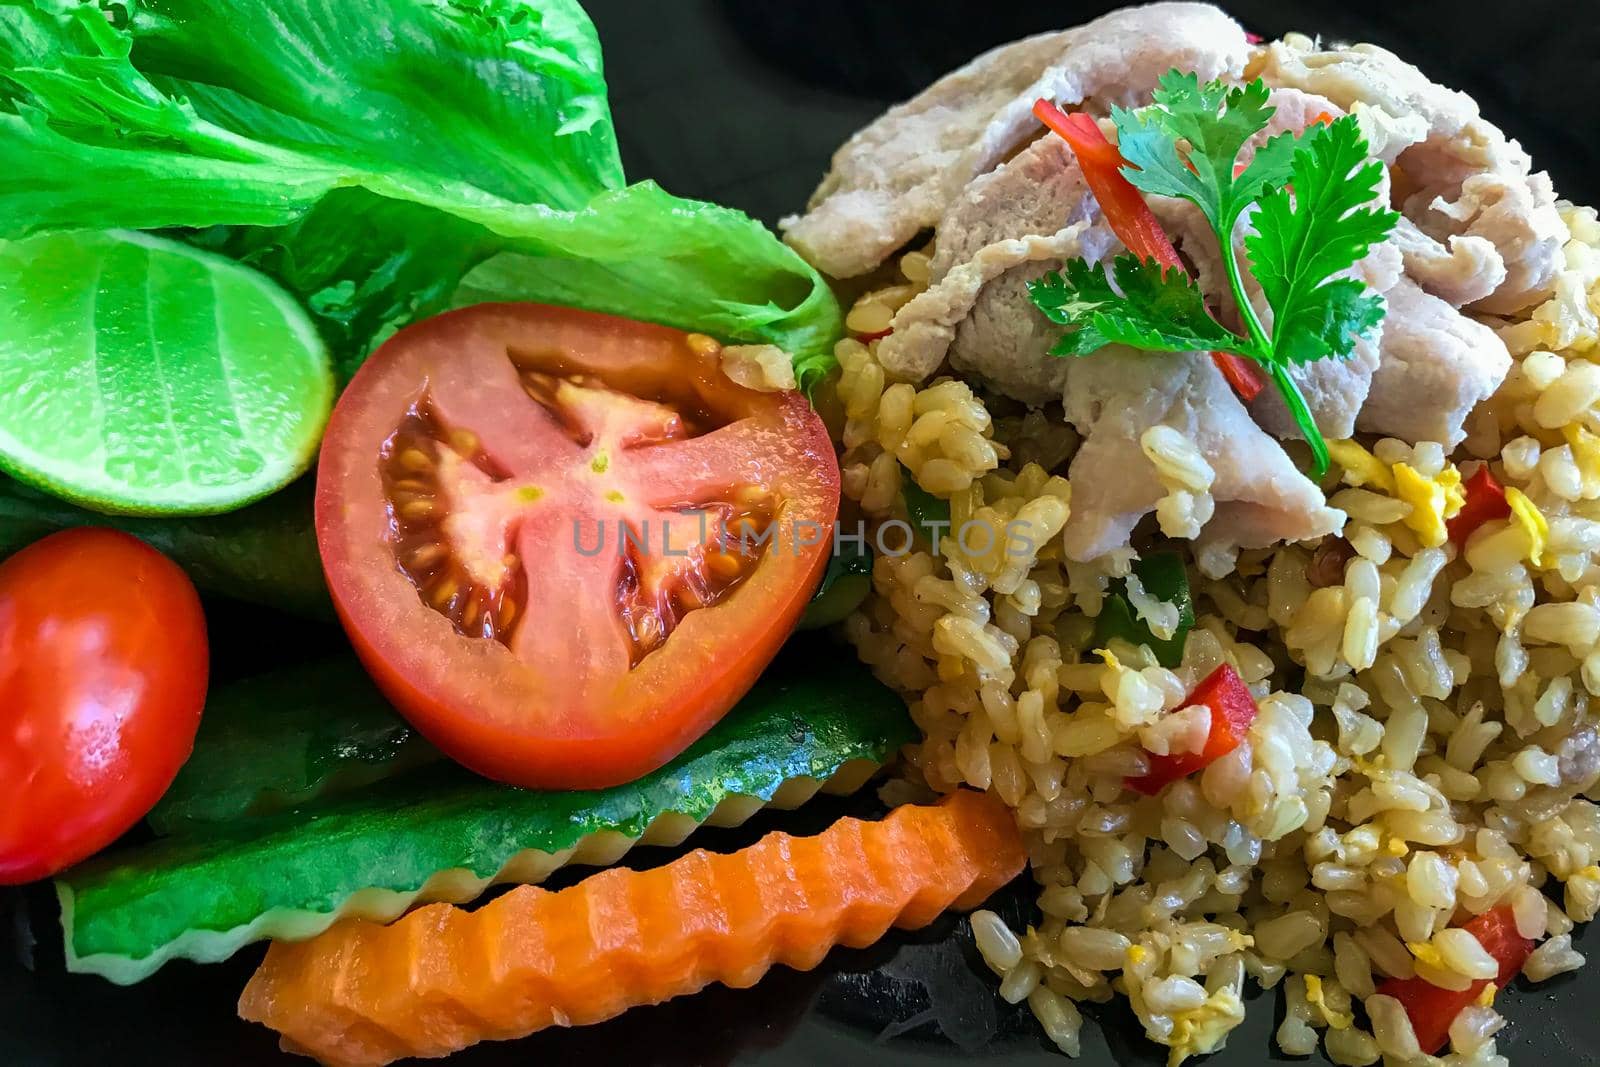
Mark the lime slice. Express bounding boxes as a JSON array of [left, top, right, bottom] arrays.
[[0, 230, 334, 515]]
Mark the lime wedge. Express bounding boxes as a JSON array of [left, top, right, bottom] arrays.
[[0, 230, 334, 515]]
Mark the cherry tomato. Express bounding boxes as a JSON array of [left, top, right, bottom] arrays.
[[315, 303, 839, 789], [0, 529, 208, 883]]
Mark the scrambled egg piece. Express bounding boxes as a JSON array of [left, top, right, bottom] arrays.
[[1385, 836, 1410, 858], [1477, 982, 1499, 1008], [1564, 424, 1600, 496], [1166, 989, 1247, 1067], [1505, 487, 1550, 566], [1407, 940, 1446, 970], [1303, 974, 1353, 1030], [1394, 462, 1464, 547], [1350, 752, 1389, 777], [1095, 647, 1122, 672], [1327, 439, 1398, 493]]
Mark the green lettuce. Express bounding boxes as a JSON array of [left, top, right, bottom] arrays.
[[0, 0, 840, 382]]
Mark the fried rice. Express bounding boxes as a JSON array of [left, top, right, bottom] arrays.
[[813, 192, 1600, 1065]]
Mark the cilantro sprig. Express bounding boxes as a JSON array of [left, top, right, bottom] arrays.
[[1027, 72, 1398, 475]]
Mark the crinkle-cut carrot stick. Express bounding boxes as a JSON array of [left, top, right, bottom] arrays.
[[239, 790, 1025, 1066]]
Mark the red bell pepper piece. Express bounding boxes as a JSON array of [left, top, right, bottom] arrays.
[[1375, 907, 1534, 1055], [1125, 663, 1258, 796], [1032, 99, 1266, 403], [1447, 465, 1513, 548]]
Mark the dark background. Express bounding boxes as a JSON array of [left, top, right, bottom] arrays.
[[5, 2, 1600, 1064]]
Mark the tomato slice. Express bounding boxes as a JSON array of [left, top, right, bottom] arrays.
[[315, 303, 840, 789]]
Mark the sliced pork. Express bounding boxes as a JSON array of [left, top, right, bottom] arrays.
[[1390, 216, 1505, 308], [1060, 348, 1343, 561], [1354, 277, 1513, 446], [1256, 39, 1569, 314], [780, 3, 1250, 279], [875, 133, 1117, 400]]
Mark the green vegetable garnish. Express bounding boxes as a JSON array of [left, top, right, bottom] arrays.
[[147, 660, 441, 834], [799, 539, 873, 629], [59, 654, 912, 984], [0, 231, 333, 515], [1027, 73, 1399, 475], [0, 0, 841, 389], [902, 467, 954, 551], [1093, 550, 1194, 668]]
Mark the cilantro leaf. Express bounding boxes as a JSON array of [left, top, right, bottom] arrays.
[[1108, 101, 1211, 211], [1025, 72, 1399, 478], [1113, 71, 1279, 232], [1027, 256, 1241, 358], [1244, 116, 1398, 367], [1234, 128, 1299, 200]]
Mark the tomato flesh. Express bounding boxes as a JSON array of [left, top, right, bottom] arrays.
[[0, 529, 208, 883], [316, 303, 840, 789]]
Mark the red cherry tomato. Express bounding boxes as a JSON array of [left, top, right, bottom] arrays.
[[315, 303, 839, 790], [0, 529, 208, 883]]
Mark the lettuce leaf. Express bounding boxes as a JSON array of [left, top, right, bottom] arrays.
[[0, 0, 839, 381]]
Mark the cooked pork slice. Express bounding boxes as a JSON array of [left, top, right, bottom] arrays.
[[779, 30, 1071, 281], [1255, 40, 1513, 192], [876, 224, 1108, 390], [780, 3, 1250, 279], [1256, 39, 1568, 314], [877, 134, 1117, 399], [1414, 170, 1568, 315], [1355, 277, 1513, 446], [1390, 216, 1505, 307], [1060, 347, 1342, 562], [1249, 334, 1380, 441]]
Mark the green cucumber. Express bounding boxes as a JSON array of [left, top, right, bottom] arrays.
[[799, 539, 873, 629], [59, 658, 912, 984], [0, 474, 328, 617], [147, 660, 440, 835]]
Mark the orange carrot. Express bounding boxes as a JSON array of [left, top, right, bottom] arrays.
[[239, 790, 1025, 1066]]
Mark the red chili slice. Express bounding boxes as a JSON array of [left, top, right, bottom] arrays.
[[1447, 465, 1513, 548], [1375, 907, 1534, 1055], [1126, 663, 1259, 796]]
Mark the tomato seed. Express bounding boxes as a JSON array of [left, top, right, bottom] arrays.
[[407, 543, 447, 570]]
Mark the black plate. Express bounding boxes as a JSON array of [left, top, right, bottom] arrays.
[[4, 2, 1599, 1064]]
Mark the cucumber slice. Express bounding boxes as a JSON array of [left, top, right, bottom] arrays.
[[799, 539, 872, 629], [59, 659, 912, 984], [147, 660, 441, 835]]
